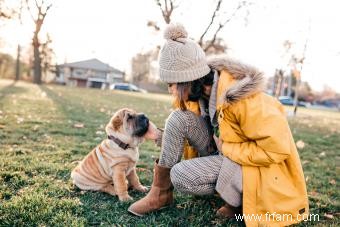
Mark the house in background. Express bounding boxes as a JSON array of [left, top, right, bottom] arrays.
[[56, 58, 124, 89]]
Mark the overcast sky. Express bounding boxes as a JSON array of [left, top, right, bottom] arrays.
[[1, 0, 339, 92]]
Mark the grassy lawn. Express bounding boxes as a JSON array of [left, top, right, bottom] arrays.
[[0, 79, 339, 226]]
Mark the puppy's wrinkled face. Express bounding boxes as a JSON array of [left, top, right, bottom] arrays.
[[106, 108, 149, 138]]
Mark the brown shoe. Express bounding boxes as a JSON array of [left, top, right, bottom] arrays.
[[216, 203, 242, 219], [128, 159, 173, 216]]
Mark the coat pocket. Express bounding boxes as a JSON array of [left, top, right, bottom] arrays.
[[257, 163, 304, 215]]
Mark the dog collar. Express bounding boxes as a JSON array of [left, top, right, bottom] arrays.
[[107, 135, 130, 150]]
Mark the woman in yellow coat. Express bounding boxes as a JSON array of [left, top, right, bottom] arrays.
[[129, 23, 309, 226]]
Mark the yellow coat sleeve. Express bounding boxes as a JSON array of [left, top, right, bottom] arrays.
[[221, 94, 291, 166]]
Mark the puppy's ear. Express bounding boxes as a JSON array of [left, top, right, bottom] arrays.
[[112, 116, 122, 130], [105, 115, 122, 134]]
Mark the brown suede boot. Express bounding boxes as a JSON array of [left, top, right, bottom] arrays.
[[128, 160, 173, 216], [216, 203, 242, 219]]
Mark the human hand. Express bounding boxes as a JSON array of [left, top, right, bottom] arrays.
[[155, 128, 163, 147], [144, 121, 160, 140]]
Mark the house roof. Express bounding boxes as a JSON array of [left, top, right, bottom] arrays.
[[59, 58, 124, 74]]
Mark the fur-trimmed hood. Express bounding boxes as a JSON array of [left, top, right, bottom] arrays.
[[207, 55, 265, 105]]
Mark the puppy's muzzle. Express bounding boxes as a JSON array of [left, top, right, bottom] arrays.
[[133, 114, 149, 137]]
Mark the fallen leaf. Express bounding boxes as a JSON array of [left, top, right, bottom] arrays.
[[211, 220, 223, 225], [0, 110, 3, 115], [323, 134, 331, 139], [319, 152, 326, 157], [309, 191, 319, 196], [296, 140, 305, 149], [95, 131, 104, 135], [100, 108, 105, 112], [0, 124, 5, 129], [305, 176, 309, 182], [329, 179, 336, 185], [324, 213, 334, 219], [73, 123, 84, 128], [17, 117, 24, 124], [302, 160, 310, 165]]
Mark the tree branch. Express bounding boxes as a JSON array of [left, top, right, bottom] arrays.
[[204, 2, 244, 52], [25, 0, 35, 21], [198, 0, 223, 46], [155, 0, 174, 24]]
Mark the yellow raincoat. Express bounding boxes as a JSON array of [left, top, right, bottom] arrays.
[[210, 56, 309, 226]]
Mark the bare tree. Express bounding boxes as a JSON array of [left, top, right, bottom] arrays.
[[273, 69, 284, 98], [291, 56, 304, 115], [15, 45, 21, 80], [155, 0, 177, 24], [40, 33, 55, 80], [153, 0, 250, 54], [26, 0, 52, 84], [272, 40, 292, 97], [14, 1, 25, 81], [292, 21, 310, 115], [147, 20, 160, 31], [131, 52, 151, 85], [0, 53, 14, 77], [198, 0, 223, 46], [201, 0, 247, 52]]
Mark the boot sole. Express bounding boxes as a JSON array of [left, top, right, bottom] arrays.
[[128, 205, 171, 217], [127, 207, 144, 217]]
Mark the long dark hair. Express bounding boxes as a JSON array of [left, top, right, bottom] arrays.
[[176, 70, 214, 111]]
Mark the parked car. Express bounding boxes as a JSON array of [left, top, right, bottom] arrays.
[[110, 83, 147, 93], [278, 96, 294, 106], [278, 96, 309, 107]]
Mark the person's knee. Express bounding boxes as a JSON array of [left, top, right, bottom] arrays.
[[170, 164, 180, 188], [170, 163, 188, 191]]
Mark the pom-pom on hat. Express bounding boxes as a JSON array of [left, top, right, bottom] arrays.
[[159, 23, 211, 83]]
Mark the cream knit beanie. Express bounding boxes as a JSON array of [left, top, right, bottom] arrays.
[[159, 23, 211, 83]]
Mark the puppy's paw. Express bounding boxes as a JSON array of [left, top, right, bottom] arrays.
[[134, 185, 149, 193], [118, 194, 133, 202]]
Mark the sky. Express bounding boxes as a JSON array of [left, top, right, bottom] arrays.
[[1, 0, 340, 92]]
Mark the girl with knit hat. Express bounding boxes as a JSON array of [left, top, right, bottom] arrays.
[[128, 23, 309, 226]]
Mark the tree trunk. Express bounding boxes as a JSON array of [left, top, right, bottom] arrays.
[[274, 70, 284, 98], [293, 78, 300, 115], [15, 45, 21, 81], [287, 73, 292, 97], [33, 35, 42, 84]]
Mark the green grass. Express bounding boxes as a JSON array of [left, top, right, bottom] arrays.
[[0, 79, 339, 226]]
